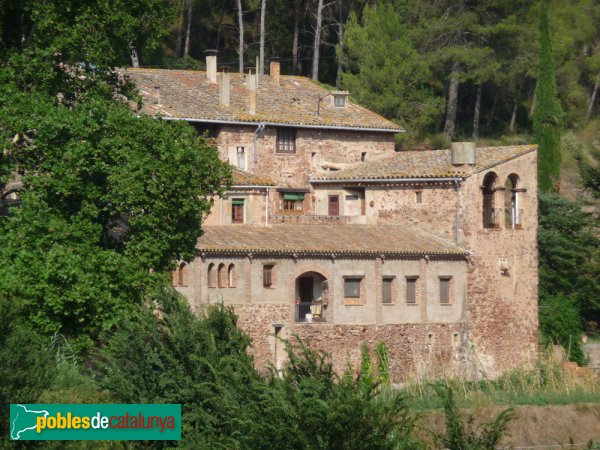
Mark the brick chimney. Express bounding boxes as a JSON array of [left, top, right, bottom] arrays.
[[246, 67, 256, 115], [219, 66, 230, 107], [205, 49, 218, 84], [270, 57, 281, 85]]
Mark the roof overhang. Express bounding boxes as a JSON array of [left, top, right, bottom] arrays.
[[310, 177, 464, 184], [161, 116, 403, 134], [197, 248, 469, 260]]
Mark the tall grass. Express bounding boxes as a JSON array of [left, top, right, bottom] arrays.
[[401, 353, 599, 411]]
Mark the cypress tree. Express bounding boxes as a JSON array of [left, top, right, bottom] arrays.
[[533, 0, 563, 193]]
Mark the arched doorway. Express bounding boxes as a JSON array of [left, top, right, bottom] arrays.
[[295, 271, 328, 322]]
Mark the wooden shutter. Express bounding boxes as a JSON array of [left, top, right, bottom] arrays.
[[406, 278, 416, 304], [382, 278, 392, 303], [344, 278, 360, 298], [440, 278, 450, 304], [232, 199, 244, 223], [328, 195, 339, 216], [263, 265, 273, 287]]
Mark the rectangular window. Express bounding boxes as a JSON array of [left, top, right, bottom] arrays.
[[282, 193, 304, 212], [439, 277, 451, 304], [415, 190, 422, 203], [263, 265, 274, 287], [236, 147, 246, 170], [344, 278, 361, 298], [382, 277, 394, 304], [406, 277, 417, 304], [276, 128, 296, 154], [232, 198, 244, 224]]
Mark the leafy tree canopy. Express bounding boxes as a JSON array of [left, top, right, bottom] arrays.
[[340, 3, 444, 141], [0, 0, 230, 351]]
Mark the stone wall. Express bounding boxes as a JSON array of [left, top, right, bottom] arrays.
[[459, 151, 539, 376], [309, 150, 539, 375], [229, 303, 469, 381], [216, 125, 395, 190]]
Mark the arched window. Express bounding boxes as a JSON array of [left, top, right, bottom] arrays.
[[504, 174, 521, 229], [228, 264, 237, 288], [178, 262, 189, 287], [218, 263, 227, 288], [482, 172, 498, 228], [208, 263, 217, 288]]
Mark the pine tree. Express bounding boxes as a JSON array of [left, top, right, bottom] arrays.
[[533, 0, 563, 193]]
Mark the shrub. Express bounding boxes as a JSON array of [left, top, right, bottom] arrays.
[[435, 385, 515, 450]]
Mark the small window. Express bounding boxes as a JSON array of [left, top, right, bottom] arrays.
[[282, 193, 304, 212], [263, 264, 274, 287], [439, 277, 452, 304], [406, 276, 418, 304], [232, 198, 244, 224], [361, 152, 367, 161], [344, 277, 362, 298], [382, 277, 394, 304], [334, 94, 346, 107], [415, 190, 422, 204], [236, 147, 246, 171], [276, 128, 296, 154]]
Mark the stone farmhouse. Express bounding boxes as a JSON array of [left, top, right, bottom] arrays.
[[127, 53, 538, 381]]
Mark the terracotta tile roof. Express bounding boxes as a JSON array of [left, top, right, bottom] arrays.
[[232, 169, 276, 186], [312, 145, 537, 181], [197, 224, 466, 257], [126, 68, 402, 132]]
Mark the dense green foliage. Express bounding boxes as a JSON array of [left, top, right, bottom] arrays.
[[0, 297, 56, 433], [533, 0, 563, 192], [538, 193, 600, 322], [538, 193, 599, 361], [0, 0, 175, 66], [147, 0, 600, 143], [340, 3, 443, 142], [95, 291, 424, 448], [0, 0, 231, 351]]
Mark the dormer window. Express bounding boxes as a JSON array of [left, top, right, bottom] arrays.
[[331, 91, 349, 108]]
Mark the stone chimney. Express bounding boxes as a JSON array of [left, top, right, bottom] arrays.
[[205, 49, 218, 84], [246, 67, 256, 115], [270, 57, 281, 85], [219, 66, 230, 107], [451, 142, 476, 166]]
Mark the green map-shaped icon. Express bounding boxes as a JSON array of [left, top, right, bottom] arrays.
[[11, 404, 49, 440]]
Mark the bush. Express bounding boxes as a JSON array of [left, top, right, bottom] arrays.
[[0, 297, 56, 440], [247, 338, 424, 450], [539, 294, 586, 365]]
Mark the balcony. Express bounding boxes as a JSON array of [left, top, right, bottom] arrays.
[[273, 214, 353, 225]]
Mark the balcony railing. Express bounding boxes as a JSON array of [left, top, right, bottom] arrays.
[[273, 214, 352, 225], [505, 208, 523, 229], [483, 208, 502, 228]]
